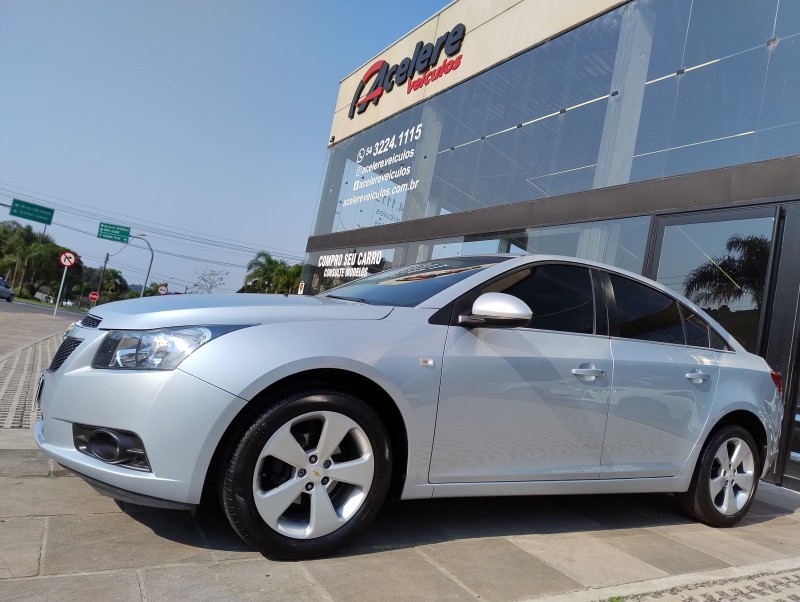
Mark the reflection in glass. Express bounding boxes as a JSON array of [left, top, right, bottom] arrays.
[[529, 216, 650, 273], [656, 215, 774, 352]]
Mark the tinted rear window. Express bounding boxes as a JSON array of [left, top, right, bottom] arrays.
[[610, 274, 685, 344], [320, 256, 510, 307]]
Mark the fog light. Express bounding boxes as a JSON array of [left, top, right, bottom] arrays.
[[73, 424, 151, 472]]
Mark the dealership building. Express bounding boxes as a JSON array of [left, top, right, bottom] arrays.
[[302, 0, 800, 489]]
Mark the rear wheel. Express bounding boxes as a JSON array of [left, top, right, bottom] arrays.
[[222, 388, 391, 559], [677, 425, 759, 526]]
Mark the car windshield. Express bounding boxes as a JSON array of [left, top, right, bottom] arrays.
[[319, 256, 511, 307]]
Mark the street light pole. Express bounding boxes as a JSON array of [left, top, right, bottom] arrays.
[[129, 234, 154, 298]]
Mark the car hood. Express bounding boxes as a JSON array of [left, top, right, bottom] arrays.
[[87, 294, 394, 330]]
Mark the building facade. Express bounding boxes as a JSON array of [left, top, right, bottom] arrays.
[[302, 0, 800, 488]]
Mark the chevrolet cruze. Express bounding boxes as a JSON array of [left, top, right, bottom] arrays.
[[34, 255, 783, 559]]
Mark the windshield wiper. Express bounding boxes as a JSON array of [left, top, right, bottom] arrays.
[[323, 294, 371, 304]]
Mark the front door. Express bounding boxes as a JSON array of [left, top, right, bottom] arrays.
[[430, 264, 612, 483]]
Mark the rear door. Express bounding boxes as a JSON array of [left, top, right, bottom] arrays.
[[601, 272, 719, 478]]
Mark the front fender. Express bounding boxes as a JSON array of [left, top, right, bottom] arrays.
[[178, 318, 448, 497]]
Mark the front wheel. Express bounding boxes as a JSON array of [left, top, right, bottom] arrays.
[[222, 388, 392, 559], [6, 294, 11, 303], [677, 425, 759, 527]]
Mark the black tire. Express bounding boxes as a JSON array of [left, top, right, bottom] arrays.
[[6, 294, 11, 303], [222, 388, 392, 560], [677, 425, 760, 527]]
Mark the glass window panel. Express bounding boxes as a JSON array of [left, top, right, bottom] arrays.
[[671, 48, 768, 147], [547, 166, 596, 198], [664, 133, 755, 177], [534, 225, 581, 256], [655, 215, 774, 353], [500, 265, 595, 334], [759, 35, 800, 129], [473, 137, 518, 208], [430, 237, 465, 259], [553, 101, 607, 172], [522, 33, 571, 119], [610, 274, 685, 344], [528, 217, 650, 273], [563, 9, 620, 107], [683, 0, 778, 66], [777, 0, 800, 37], [514, 118, 560, 180], [635, 77, 678, 155], [435, 142, 482, 211], [482, 57, 529, 136], [642, 0, 692, 79], [630, 151, 666, 183], [755, 122, 800, 162]]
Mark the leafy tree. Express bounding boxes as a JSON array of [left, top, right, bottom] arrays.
[[245, 251, 281, 293], [683, 234, 770, 309], [242, 251, 301, 294], [98, 268, 129, 302]]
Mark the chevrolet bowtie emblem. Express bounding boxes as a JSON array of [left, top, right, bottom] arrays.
[[313, 469, 321, 478]]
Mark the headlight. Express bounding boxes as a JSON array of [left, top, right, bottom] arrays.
[[92, 326, 244, 370]]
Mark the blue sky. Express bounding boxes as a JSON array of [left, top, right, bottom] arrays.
[[0, 0, 450, 292]]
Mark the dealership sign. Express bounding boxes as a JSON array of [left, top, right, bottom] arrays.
[[318, 250, 384, 278], [349, 23, 466, 119]]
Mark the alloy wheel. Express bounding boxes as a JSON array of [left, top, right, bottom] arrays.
[[708, 436, 756, 516], [251, 410, 374, 539]]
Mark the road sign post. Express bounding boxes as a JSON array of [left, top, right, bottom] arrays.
[[97, 223, 131, 243], [54, 252, 76, 317], [10, 199, 54, 225]]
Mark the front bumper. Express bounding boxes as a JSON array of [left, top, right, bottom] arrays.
[[34, 330, 248, 505]]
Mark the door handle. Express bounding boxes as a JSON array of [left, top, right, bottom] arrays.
[[572, 366, 605, 383], [685, 370, 710, 382], [572, 368, 605, 377]]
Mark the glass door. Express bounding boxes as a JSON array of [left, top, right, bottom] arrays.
[[649, 207, 777, 355]]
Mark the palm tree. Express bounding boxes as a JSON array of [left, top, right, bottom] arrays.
[[683, 234, 770, 309], [245, 251, 280, 293]]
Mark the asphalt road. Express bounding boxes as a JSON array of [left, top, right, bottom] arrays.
[[0, 298, 85, 318]]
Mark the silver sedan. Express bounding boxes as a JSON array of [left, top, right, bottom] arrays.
[[34, 255, 783, 559]]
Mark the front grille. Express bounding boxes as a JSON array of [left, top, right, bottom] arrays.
[[80, 314, 102, 328], [49, 336, 82, 372]]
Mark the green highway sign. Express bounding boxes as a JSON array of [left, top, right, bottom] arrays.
[[97, 222, 131, 243], [10, 199, 54, 225]]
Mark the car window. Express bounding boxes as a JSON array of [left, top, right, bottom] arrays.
[[320, 256, 511, 307], [709, 328, 732, 351], [609, 274, 685, 344], [489, 264, 595, 334], [681, 305, 710, 348]]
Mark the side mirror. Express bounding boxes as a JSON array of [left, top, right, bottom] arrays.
[[459, 292, 532, 327]]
